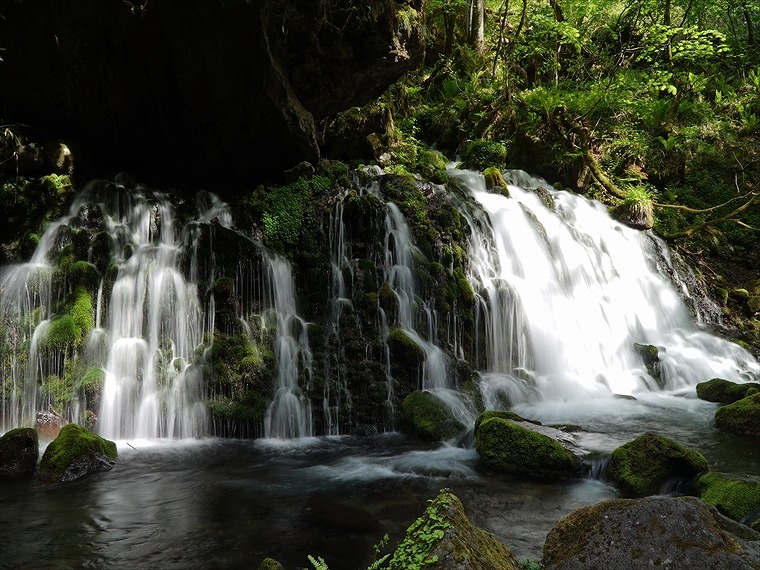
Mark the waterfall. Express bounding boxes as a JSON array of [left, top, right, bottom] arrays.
[[262, 254, 314, 439], [448, 169, 759, 407]]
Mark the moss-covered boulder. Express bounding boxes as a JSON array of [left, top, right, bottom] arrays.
[[696, 378, 760, 403], [475, 416, 582, 479], [387, 328, 426, 371], [462, 140, 507, 172], [401, 391, 465, 441], [714, 392, 760, 438], [473, 410, 537, 434], [542, 496, 760, 570], [606, 432, 709, 496], [633, 343, 661, 384], [38, 423, 117, 482], [386, 490, 521, 570], [0, 427, 39, 479], [697, 472, 760, 523]]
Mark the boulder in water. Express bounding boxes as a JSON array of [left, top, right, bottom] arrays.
[[401, 391, 465, 441], [697, 472, 760, 523], [542, 496, 760, 570], [696, 378, 760, 403], [714, 392, 760, 438], [38, 423, 117, 482], [606, 432, 708, 496], [385, 490, 521, 570], [0, 427, 39, 479], [475, 415, 582, 479]]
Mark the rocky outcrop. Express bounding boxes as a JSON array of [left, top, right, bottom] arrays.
[[0, 0, 426, 186], [542, 496, 760, 570], [606, 432, 709, 496], [38, 423, 117, 482], [0, 427, 39, 479], [386, 490, 521, 570], [475, 414, 582, 479], [714, 392, 760, 438], [697, 378, 760, 403]]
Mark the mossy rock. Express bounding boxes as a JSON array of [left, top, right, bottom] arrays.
[[696, 378, 760, 403], [387, 328, 425, 369], [257, 558, 283, 570], [386, 490, 521, 570], [475, 417, 581, 479], [607, 432, 709, 496], [401, 391, 465, 441], [697, 472, 760, 522], [473, 410, 536, 435], [38, 423, 117, 482], [714, 392, 760, 438], [730, 289, 750, 302], [483, 167, 508, 195], [543, 496, 760, 570], [634, 343, 661, 383], [0, 427, 39, 479], [43, 315, 79, 349], [716, 288, 729, 306], [462, 140, 507, 172], [747, 280, 760, 296]]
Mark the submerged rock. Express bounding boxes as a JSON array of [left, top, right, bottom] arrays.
[[697, 472, 760, 523], [714, 392, 760, 438], [542, 496, 760, 570], [475, 415, 582, 479], [0, 427, 39, 479], [696, 378, 760, 403], [38, 423, 117, 482], [606, 432, 708, 496], [386, 490, 520, 570]]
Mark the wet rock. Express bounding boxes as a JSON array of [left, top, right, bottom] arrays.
[[38, 423, 117, 482], [475, 415, 582, 479], [542, 496, 760, 570], [386, 490, 521, 570], [0, 427, 39, 479], [633, 343, 661, 384], [606, 432, 709, 496], [36, 409, 68, 439], [697, 472, 760, 523], [401, 390, 465, 441], [696, 378, 760, 403], [714, 392, 760, 438]]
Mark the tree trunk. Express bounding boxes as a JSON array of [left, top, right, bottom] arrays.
[[744, 7, 755, 47], [473, 0, 485, 54]]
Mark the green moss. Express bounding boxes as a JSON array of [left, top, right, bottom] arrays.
[[0, 427, 39, 479], [730, 289, 750, 301], [79, 367, 105, 392], [43, 315, 79, 349], [257, 559, 284, 570], [607, 432, 709, 496], [483, 167, 508, 193], [473, 410, 533, 435], [38, 423, 117, 481], [716, 288, 729, 306], [402, 391, 464, 441], [379, 282, 399, 321], [475, 417, 580, 479], [462, 140, 507, 171], [714, 392, 760, 438], [697, 472, 760, 522], [70, 286, 94, 342], [386, 328, 425, 367], [696, 378, 760, 403]]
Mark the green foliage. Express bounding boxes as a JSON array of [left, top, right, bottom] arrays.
[[462, 139, 506, 171], [385, 491, 454, 569]]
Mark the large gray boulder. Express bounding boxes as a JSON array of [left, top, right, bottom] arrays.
[[543, 496, 760, 570]]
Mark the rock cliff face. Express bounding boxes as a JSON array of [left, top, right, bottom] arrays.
[[0, 0, 425, 185]]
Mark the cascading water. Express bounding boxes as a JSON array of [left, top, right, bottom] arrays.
[[381, 193, 476, 431], [262, 253, 314, 439], [447, 168, 759, 411]]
